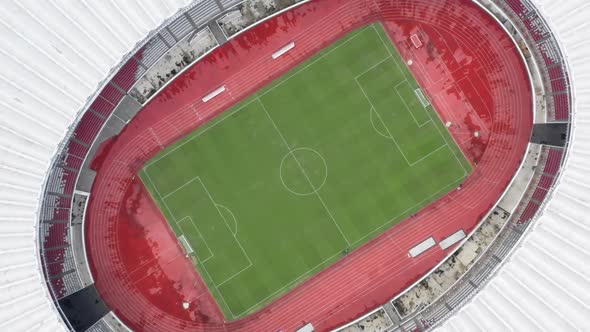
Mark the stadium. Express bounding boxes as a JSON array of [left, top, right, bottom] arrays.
[[0, 0, 588, 331]]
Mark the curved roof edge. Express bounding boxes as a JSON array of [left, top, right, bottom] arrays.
[[437, 0, 590, 330], [0, 1, 193, 330], [1, 0, 587, 330]]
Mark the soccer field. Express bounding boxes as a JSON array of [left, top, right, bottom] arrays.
[[141, 23, 471, 320]]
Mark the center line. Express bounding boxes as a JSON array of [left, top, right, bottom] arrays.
[[256, 96, 351, 247]]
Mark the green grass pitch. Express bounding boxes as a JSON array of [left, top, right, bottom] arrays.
[[141, 23, 472, 320]]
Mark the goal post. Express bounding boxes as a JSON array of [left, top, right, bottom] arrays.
[[414, 88, 431, 108], [178, 234, 194, 255]]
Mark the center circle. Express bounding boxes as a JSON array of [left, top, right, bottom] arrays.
[[279, 148, 328, 196]]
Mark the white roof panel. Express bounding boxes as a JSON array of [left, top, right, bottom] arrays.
[[437, 0, 590, 329], [0, 0, 191, 330]]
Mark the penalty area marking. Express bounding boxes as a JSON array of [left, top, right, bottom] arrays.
[[355, 77, 411, 166], [163, 176, 253, 268], [369, 106, 393, 140], [357, 54, 451, 167], [217, 204, 238, 236], [149, 172, 253, 307], [192, 177, 254, 288], [142, 149, 243, 319], [373, 24, 469, 176]]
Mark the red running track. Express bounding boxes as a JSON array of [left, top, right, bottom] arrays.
[[85, 0, 532, 331]]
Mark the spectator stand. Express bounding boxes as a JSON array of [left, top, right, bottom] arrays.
[[494, 0, 573, 123], [35, 0, 574, 331]]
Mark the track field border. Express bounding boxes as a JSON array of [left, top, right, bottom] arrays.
[[140, 23, 471, 319]]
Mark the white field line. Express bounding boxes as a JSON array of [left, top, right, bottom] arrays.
[[162, 177, 199, 199], [373, 24, 406, 78], [215, 263, 253, 288], [354, 55, 393, 80], [279, 148, 328, 196], [373, 24, 469, 175], [356, 71, 466, 245], [150, 189, 203, 279], [146, 172, 181, 234], [194, 177, 254, 290], [339, 28, 471, 245], [256, 97, 351, 247], [217, 204, 238, 236], [423, 106, 469, 176], [196, 177, 253, 264], [408, 144, 449, 167], [138, 28, 386, 317], [165, 176, 254, 286], [369, 106, 394, 140], [393, 79, 408, 89], [356, 45, 446, 167]]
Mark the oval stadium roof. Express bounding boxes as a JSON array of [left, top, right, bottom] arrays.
[[0, 0, 589, 331], [0, 1, 189, 330], [437, 0, 590, 330]]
